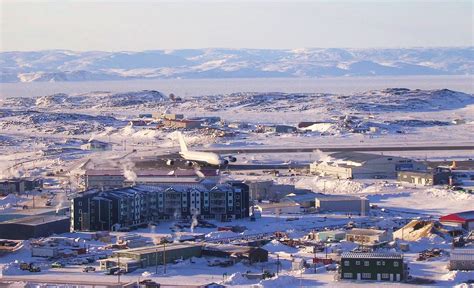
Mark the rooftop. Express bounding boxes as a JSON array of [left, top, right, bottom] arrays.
[[114, 243, 199, 256], [330, 152, 400, 163], [346, 228, 386, 236], [315, 194, 367, 201], [85, 168, 219, 177], [203, 244, 265, 254], [0, 215, 69, 226], [341, 252, 402, 259], [440, 210, 474, 223]]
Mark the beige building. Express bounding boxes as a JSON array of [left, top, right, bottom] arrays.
[[310, 152, 426, 179], [255, 202, 301, 214], [345, 228, 392, 246]]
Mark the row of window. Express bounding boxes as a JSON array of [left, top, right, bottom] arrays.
[[344, 260, 399, 267], [343, 273, 392, 279]]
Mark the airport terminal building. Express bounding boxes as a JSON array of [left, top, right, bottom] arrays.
[[71, 182, 249, 231], [310, 152, 427, 179]]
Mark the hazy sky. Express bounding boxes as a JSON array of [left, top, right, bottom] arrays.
[[1, 0, 473, 51]]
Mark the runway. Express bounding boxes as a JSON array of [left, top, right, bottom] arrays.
[[198, 144, 474, 154]]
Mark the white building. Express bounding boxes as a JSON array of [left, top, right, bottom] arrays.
[[449, 248, 474, 270], [80, 140, 112, 151], [310, 152, 426, 179]]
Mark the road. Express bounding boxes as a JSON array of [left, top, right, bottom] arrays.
[[0, 277, 201, 287]]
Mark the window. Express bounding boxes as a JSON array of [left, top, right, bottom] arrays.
[[78, 202, 82, 206], [344, 261, 349, 266], [382, 273, 389, 279], [382, 261, 386, 266], [394, 261, 399, 267], [377, 261, 381, 266], [362, 273, 371, 279], [364, 261, 369, 267], [355, 261, 360, 265], [343, 273, 353, 278]]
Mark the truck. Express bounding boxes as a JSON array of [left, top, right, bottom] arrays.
[[20, 262, 41, 272], [104, 266, 120, 275]]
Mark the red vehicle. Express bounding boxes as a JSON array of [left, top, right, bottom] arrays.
[[313, 258, 334, 265]]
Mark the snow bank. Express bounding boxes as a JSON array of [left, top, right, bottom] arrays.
[[263, 240, 298, 254], [258, 275, 299, 288]]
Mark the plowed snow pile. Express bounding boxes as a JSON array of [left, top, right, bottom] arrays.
[[263, 240, 298, 253], [393, 220, 447, 241]]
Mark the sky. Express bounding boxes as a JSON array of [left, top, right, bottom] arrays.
[[1, 0, 473, 51]]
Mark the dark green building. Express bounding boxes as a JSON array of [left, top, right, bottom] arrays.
[[340, 252, 408, 282]]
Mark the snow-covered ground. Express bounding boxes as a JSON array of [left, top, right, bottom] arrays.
[[0, 85, 473, 287]]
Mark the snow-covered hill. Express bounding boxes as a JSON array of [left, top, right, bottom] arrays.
[[1, 48, 472, 82]]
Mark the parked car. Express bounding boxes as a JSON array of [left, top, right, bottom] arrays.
[[83, 266, 96, 272], [51, 262, 64, 268]]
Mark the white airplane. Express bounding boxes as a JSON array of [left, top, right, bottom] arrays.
[[166, 132, 236, 167]]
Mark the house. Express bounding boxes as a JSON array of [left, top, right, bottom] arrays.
[[440, 211, 474, 231], [397, 169, 452, 186], [340, 252, 408, 282], [80, 140, 112, 151], [448, 247, 474, 270], [310, 152, 426, 179], [345, 228, 392, 246], [315, 194, 370, 215]]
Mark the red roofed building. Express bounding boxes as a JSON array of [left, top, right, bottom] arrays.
[[440, 211, 474, 231]]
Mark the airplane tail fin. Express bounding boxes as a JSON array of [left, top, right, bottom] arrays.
[[177, 132, 188, 152]]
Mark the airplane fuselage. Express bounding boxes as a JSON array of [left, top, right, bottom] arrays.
[[179, 150, 227, 166]]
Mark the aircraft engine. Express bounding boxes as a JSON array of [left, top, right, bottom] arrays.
[[228, 156, 237, 162], [223, 159, 229, 165], [185, 161, 194, 167], [166, 159, 175, 166]]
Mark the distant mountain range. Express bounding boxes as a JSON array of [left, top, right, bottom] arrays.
[[1, 48, 472, 82]]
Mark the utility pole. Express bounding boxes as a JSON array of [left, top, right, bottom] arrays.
[[117, 254, 121, 284], [163, 242, 167, 274], [314, 249, 317, 273], [155, 247, 158, 274], [277, 254, 280, 275]]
